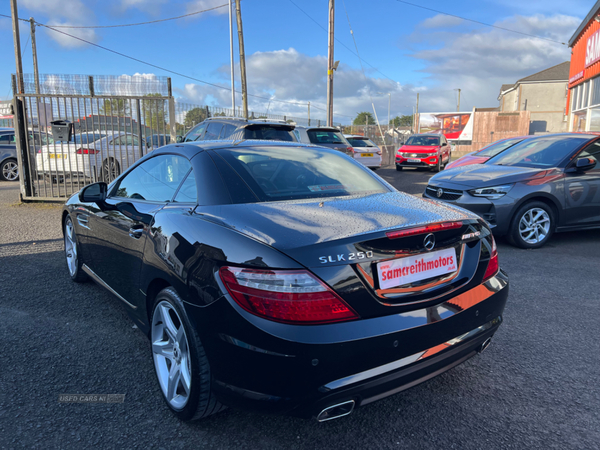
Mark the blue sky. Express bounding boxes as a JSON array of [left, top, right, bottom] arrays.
[[0, 0, 593, 123]]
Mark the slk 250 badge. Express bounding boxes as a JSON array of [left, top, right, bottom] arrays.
[[319, 251, 374, 264]]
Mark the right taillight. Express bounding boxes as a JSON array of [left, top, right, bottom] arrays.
[[483, 234, 499, 282], [76, 148, 100, 154], [219, 266, 359, 325]]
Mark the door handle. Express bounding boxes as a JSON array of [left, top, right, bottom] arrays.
[[129, 225, 144, 239]]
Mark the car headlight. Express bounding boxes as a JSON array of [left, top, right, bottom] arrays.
[[468, 184, 513, 200]]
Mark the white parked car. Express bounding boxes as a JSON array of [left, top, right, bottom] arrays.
[[36, 131, 148, 181], [343, 134, 382, 170]]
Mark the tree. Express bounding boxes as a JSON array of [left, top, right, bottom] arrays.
[[353, 111, 375, 125], [389, 115, 413, 127], [142, 93, 168, 132], [99, 98, 129, 116], [184, 107, 209, 128]]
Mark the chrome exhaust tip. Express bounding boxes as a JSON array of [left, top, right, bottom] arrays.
[[479, 337, 492, 353], [316, 400, 355, 422]]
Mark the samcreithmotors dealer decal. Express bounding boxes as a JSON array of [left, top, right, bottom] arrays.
[[377, 248, 457, 290]]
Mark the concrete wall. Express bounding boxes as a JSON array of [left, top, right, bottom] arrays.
[[499, 82, 568, 134]]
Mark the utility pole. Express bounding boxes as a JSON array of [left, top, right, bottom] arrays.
[[228, 0, 235, 115], [10, 0, 24, 94], [415, 93, 420, 133], [235, 0, 248, 119], [456, 88, 461, 112], [326, 0, 335, 126], [387, 93, 391, 139], [30, 18, 40, 95], [308, 101, 311, 126]]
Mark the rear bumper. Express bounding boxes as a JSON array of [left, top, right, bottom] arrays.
[[185, 270, 509, 418]]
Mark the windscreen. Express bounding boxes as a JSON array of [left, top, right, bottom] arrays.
[[243, 126, 295, 141], [217, 146, 389, 201], [477, 138, 524, 157], [405, 136, 440, 146], [488, 135, 592, 168], [346, 137, 376, 148], [307, 130, 347, 145]]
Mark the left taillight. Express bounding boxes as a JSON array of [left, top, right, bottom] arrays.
[[76, 148, 100, 154], [346, 146, 355, 155], [482, 234, 499, 282], [219, 266, 359, 325]]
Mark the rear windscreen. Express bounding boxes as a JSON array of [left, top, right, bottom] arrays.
[[347, 137, 376, 148], [243, 126, 295, 141], [307, 130, 347, 145], [215, 146, 389, 201]]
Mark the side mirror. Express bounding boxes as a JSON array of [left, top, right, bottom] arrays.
[[441, 142, 447, 146], [80, 182, 107, 204], [575, 157, 596, 172], [176, 135, 183, 143]]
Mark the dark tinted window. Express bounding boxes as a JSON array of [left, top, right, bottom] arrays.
[[174, 170, 197, 203], [576, 141, 600, 165], [488, 136, 591, 168], [204, 122, 223, 140], [114, 155, 191, 202], [220, 124, 237, 139], [405, 136, 440, 146], [217, 146, 388, 202], [346, 137, 376, 147], [477, 138, 524, 157], [243, 126, 295, 141], [184, 123, 206, 142], [0, 134, 15, 144], [307, 130, 346, 144]]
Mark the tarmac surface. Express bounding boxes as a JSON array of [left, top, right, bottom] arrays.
[[0, 170, 598, 449]]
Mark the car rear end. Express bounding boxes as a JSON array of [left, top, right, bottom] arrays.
[[182, 144, 508, 419], [305, 128, 354, 157], [232, 122, 297, 142], [345, 135, 382, 169]]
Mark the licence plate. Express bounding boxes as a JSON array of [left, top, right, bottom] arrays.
[[407, 158, 421, 163], [361, 153, 373, 157], [377, 248, 457, 290], [49, 153, 67, 159]]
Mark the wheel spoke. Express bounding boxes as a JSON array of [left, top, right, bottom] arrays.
[[160, 305, 178, 341], [176, 325, 185, 347], [152, 340, 174, 359], [167, 362, 181, 401], [180, 357, 191, 395]]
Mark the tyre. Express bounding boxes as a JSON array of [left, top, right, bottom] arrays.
[[1, 158, 19, 181], [432, 155, 442, 172], [395, 165, 403, 171], [64, 215, 88, 282], [151, 287, 225, 421], [101, 158, 120, 182], [507, 201, 555, 249]]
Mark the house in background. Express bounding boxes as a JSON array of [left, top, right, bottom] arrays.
[[497, 62, 570, 134]]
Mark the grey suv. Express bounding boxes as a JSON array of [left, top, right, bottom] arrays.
[[182, 117, 297, 143], [293, 126, 354, 156], [0, 129, 18, 181]]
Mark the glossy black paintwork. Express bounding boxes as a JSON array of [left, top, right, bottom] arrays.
[[63, 141, 509, 417]]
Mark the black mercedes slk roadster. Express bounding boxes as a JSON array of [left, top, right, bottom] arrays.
[[62, 140, 508, 421]]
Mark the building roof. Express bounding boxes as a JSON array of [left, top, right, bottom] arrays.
[[569, 1, 600, 47], [498, 62, 570, 99]]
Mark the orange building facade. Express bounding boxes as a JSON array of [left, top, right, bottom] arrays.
[[568, 1, 600, 131]]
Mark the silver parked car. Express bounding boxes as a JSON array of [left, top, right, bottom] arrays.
[[344, 134, 382, 170]]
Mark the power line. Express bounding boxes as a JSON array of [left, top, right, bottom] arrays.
[[395, 0, 567, 46], [287, 0, 401, 85]]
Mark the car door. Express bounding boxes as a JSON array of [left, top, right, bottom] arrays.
[[563, 141, 600, 226], [86, 154, 193, 305]]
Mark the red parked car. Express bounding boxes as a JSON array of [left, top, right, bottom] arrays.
[[395, 134, 451, 172], [445, 136, 529, 170]]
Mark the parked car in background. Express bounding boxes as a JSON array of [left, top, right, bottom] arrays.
[[294, 126, 354, 156], [183, 117, 297, 143], [395, 134, 451, 172], [445, 136, 529, 170], [344, 134, 382, 170], [36, 131, 147, 182], [63, 140, 507, 422], [425, 133, 600, 249], [148, 134, 183, 149], [0, 129, 18, 181]]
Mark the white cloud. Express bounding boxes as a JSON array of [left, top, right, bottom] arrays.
[[421, 14, 463, 29], [20, 0, 99, 47], [118, 0, 169, 15], [185, 0, 230, 16], [410, 14, 578, 111]]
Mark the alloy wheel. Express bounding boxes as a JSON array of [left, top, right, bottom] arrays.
[[102, 159, 119, 181], [64, 217, 78, 277], [2, 160, 18, 181], [519, 207, 550, 244], [152, 301, 192, 410]]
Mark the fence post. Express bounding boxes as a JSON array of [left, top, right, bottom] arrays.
[[167, 78, 176, 143], [206, 105, 210, 118], [136, 99, 144, 159], [88, 76, 94, 97], [12, 74, 32, 199]]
